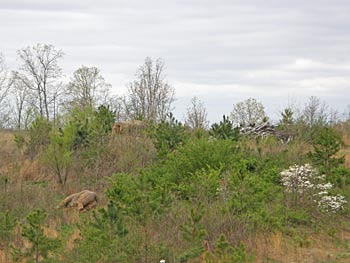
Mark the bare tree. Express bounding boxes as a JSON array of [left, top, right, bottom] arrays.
[[344, 104, 350, 122], [185, 96, 209, 129], [66, 66, 111, 109], [302, 96, 329, 126], [329, 108, 340, 126], [13, 44, 64, 121], [230, 98, 267, 127], [126, 57, 175, 122], [108, 95, 128, 122], [9, 71, 40, 130], [0, 54, 11, 127]]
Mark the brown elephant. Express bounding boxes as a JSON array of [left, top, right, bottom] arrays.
[[58, 190, 98, 211], [112, 120, 145, 134]]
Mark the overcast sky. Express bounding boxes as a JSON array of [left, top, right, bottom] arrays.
[[1, 0, 350, 123]]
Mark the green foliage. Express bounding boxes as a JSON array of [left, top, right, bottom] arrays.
[[84, 104, 116, 163], [66, 106, 92, 149], [153, 112, 188, 158], [165, 138, 238, 184], [106, 173, 144, 217], [11, 209, 61, 263], [228, 162, 277, 219], [308, 126, 344, 175], [209, 115, 240, 140], [329, 166, 350, 188], [65, 105, 115, 165], [279, 108, 294, 126], [230, 98, 267, 127], [0, 210, 16, 242], [283, 208, 312, 227], [178, 166, 222, 203], [13, 133, 25, 151], [204, 234, 255, 263], [139, 138, 240, 201], [92, 201, 128, 238], [180, 204, 206, 242], [41, 126, 74, 185], [178, 204, 207, 262], [26, 116, 52, 157], [91, 105, 116, 143], [67, 202, 130, 263], [107, 172, 172, 221], [5, 93, 350, 263]]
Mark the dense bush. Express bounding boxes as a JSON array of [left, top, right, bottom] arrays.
[[11, 209, 61, 263], [26, 117, 52, 158], [209, 115, 240, 141], [308, 126, 344, 175], [152, 113, 188, 159]]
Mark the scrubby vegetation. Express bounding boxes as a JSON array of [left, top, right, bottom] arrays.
[[1, 45, 350, 262], [1, 106, 350, 262]]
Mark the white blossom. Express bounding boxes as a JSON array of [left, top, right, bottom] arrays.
[[318, 195, 347, 213], [280, 164, 347, 213]]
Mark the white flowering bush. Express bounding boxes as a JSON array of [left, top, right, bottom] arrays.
[[280, 164, 347, 213], [281, 164, 317, 195], [317, 195, 347, 213]]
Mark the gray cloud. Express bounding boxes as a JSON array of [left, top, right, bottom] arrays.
[[1, 0, 350, 123]]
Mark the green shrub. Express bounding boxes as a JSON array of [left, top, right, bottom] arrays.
[[178, 204, 207, 262], [329, 166, 350, 188], [204, 234, 255, 263], [11, 209, 61, 263], [41, 127, 75, 185], [26, 117, 52, 158], [65, 202, 130, 263], [165, 138, 238, 182], [0, 210, 16, 243], [308, 126, 344, 175], [152, 113, 188, 159], [209, 115, 240, 141]]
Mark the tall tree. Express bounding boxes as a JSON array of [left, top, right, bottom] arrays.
[[302, 96, 329, 127], [230, 98, 267, 127], [185, 96, 209, 129], [66, 66, 111, 109], [13, 44, 64, 121], [9, 74, 33, 130], [126, 57, 175, 122], [0, 54, 11, 127]]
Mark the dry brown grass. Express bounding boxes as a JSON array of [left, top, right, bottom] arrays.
[[19, 159, 49, 182], [66, 229, 81, 251], [345, 153, 350, 168], [104, 133, 157, 175], [0, 130, 16, 152], [253, 229, 350, 263], [0, 250, 7, 263], [0, 130, 18, 172]]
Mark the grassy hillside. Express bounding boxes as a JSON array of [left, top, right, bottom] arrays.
[[1, 119, 350, 263]]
